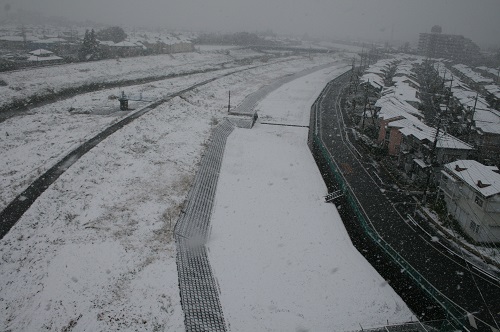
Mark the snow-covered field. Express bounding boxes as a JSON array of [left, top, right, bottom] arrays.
[[0, 48, 270, 111], [208, 67, 414, 331], [0, 53, 337, 212], [0, 52, 384, 331]]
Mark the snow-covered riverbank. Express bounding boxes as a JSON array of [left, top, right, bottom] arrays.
[[2, 53, 398, 331]]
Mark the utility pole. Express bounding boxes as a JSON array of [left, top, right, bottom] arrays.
[[361, 44, 365, 68], [361, 81, 369, 130], [228, 91, 231, 113], [423, 106, 442, 205], [21, 24, 27, 50], [467, 92, 478, 141]]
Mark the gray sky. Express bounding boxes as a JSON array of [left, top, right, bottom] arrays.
[[4, 0, 500, 47]]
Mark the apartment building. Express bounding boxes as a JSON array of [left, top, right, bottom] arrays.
[[418, 26, 481, 64]]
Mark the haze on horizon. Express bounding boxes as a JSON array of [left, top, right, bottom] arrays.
[[2, 0, 500, 48]]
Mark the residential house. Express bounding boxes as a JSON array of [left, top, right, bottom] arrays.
[[375, 95, 473, 184], [471, 108, 500, 164], [27, 48, 63, 64], [483, 84, 500, 110], [381, 84, 421, 108], [440, 160, 500, 243]]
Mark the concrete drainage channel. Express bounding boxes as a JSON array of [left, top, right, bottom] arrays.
[[174, 119, 235, 332]]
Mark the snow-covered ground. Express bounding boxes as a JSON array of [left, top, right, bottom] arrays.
[[0, 53, 370, 331], [0, 54, 338, 212], [0, 52, 227, 109], [196, 44, 242, 52], [208, 67, 415, 331], [0, 47, 273, 110]]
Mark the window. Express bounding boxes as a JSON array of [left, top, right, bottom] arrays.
[[469, 220, 480, 234], [474, 196, 483, 207]]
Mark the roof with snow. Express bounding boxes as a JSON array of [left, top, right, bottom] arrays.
[[381, 84, 420, 104], [444, 160, 500, 197], [451, 88, 489, 111], [360, 73, 385, 90], [29, 49, 53, 56], [399, 123, 473, 150], [375, 95, 422, 118], [477, 66, 500, 76], [110, 41, 142, 48], [376, 95, 472, 151], [27, 54, 63, 62], [484, 85, 500, 98], [474, 108, 500, 135], [393, 76, 420, 88], [364, 59, 396, 76], [453, 64, 494, 84]]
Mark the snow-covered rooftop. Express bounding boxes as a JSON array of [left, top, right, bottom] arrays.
[[29, 48, 53, 56], [484, 84, 500, 98], [444, 160, 500, 197], [376, 95, 472, 151], [375, 94, 421, 118], [110, 41, 142, 48], [453, 64, 494, 84], [27, 54, 63, 62], [360, 72, 385, 90], [451, 88, 489, 110], [474, 108, 500, 135], [477, 66, 500, 77], [381, 84, 420, 104], [399, 122, 473, 150], [393, 75, 420, 88]]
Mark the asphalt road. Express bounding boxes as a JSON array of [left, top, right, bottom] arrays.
[[316, 74, 500, 331]]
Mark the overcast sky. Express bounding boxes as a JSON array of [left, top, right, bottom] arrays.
[[3, 0, 500, 47]]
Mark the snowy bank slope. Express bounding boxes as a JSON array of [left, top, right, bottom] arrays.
[[208, 67, 415, 331]]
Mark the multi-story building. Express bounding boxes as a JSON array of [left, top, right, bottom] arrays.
[[418, 26, 481, 64], [440, 160, 500, 243]]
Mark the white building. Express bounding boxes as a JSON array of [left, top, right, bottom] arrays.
[[440, 160, 500, 243]]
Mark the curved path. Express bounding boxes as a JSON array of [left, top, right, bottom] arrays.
[[314, 74, 500, 330]]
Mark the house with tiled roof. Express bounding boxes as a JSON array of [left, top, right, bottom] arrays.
[[375, 94, 473, 184], [440, 160, 500, 243], [27, 48, 63, 64]]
